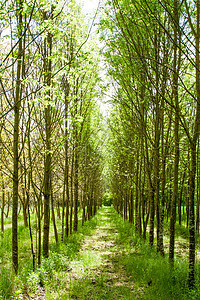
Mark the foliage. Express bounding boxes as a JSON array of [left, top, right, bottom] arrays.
[[0, 269, 13, 299], [1, 0, 200, 296], [111, 208, 200, 299], [0, 208, 100, 298], [102, 191, 113, 206]]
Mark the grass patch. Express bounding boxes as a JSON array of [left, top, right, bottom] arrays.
[[122, 252, 189, 299], [67, 274, 136, 300], [111, 208, 200, 300], [3, 206, 200, 299], [0, 269, 13, 299], [0, 228, 12, 262], [0, 207, 101, 299]]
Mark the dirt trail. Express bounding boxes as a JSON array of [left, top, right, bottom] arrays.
[[66, 208, 143, 299]]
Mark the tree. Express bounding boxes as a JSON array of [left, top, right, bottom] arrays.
[[12, 0, 24, 274]]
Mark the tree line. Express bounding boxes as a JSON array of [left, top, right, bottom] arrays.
[[0, 0, 104, 274], [100, 0, 200, 287]]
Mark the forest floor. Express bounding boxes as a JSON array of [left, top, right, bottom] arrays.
[[2, 206, 198, 299], [67, 208, 144, 299], [44, 207, 145, 299]]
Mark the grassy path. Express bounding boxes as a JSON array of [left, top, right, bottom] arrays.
[[62, 207, 143, 299], [29, 206, 194, 299], [2, 206, 195, 299]]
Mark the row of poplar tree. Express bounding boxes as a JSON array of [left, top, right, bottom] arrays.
[[0, 0, 105, 274], [100, 0, 200, 288]]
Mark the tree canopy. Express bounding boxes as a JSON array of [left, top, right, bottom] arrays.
[[1, 0, 200, 297]]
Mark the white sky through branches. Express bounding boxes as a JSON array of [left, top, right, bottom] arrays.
[[78, 0, 112, 116]]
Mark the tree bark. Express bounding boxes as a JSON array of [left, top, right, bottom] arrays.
[[169, 0, 179, 264], [43, 16, 53, 257], [51, 178, 58, 244], [1, 177, 5, 234], [12, 0, 23, 273]]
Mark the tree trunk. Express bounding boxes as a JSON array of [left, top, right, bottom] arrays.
[[57, 201, 61, 219], [28, 203, 35, 271], [6, 194, 10, 218], [51, 179, 58, 244], [129, 188, 134, 224], [70, 152, 74, 235], [159, 101, 170, 256], [179, 170, 186, 226], [63, 78, 70, 238], [188, 0, 200, 286], [124, 192, 128, 221], [74, 144, 79, 232], [183, 0, 200, 287], [169, 0, 179, 264], [186, 183, 189, 228], [196, 140, 200, 234], [1, 178, 5, 234], [82, 186, 86, 225], [61, 183, 65, 242], [43, 25, 53, 258], [12, 0, 23, 273], [149, 187, 155, 246], [135, 152, 139, 233], [188, 145, 197, 287]]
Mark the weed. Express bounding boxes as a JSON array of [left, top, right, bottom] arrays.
[[0, 228, 12, 260], [112, 208, 200, 300], [0, 269, 13, 299]]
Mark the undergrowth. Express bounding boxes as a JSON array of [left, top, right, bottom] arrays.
[[2, 206, 200, 299], [0, 209, 99, 299], [111, 207, 200, 300]]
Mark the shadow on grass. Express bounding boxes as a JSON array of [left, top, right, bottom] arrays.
[[110, 208, 200, 300], [65, 275, 137, 300]]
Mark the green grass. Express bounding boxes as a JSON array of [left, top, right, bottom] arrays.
[[66, 274, 135, 300], [0, 207, 100, 299], [2, 206, 200, 299], [111, 208, 200, 300], [61, 206, 138, 300], [0, 269, 13, 299], [0, 228, 12, 261]]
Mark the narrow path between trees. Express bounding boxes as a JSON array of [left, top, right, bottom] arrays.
[[63, 207, 144, 299]]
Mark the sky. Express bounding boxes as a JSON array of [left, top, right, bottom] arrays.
[[80, 0, 102, 37], [78, 0, 112, 117], [80, 0, 101, 14]]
